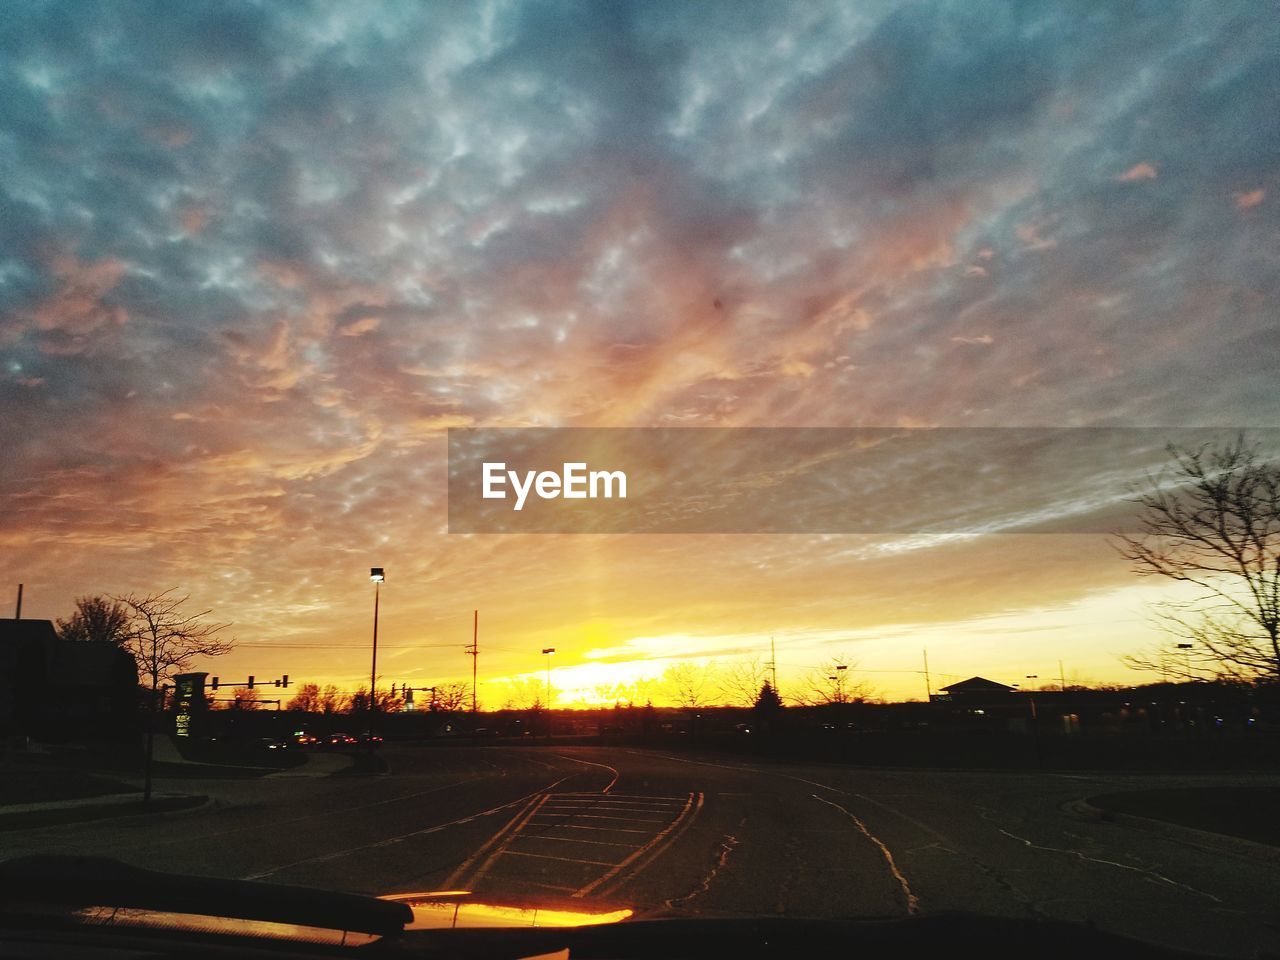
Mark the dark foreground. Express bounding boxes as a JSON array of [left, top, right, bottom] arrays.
[[3, 745, 1277, 958]]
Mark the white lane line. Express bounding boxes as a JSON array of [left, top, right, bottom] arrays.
[[528, 821, 652, 835], [542, 803, 681, 813], [553, 755, 620, 793], [503, 850, 617, 867], [573, 792, 702, 899], [813, 794, 919, 915], [541, 812, 668, 823], [244, 777, 567, 881], [514, 833, 643, 849]]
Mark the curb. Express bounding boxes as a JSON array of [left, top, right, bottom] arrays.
[[1068, 797, 1280, 865], [0, 794, 212, 832]]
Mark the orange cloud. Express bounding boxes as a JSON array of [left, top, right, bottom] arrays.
[[1114, 162, 1157, 182]]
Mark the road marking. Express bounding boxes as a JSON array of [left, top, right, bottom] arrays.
[[246, 777, 568, 881], [462, 794, 552, 887], [813, 794, 919, 915], [527, 821, 651, 834], [553, 754, 620, 793], [516, 833, 643, 849], [573, 792, 702, 899], [504, 850, 617, 867], [538, 812, 668, 823], [542, 803, 677, 814]]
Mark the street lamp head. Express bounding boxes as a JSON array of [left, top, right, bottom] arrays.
[[370, 567, 385, 582], [542, 647, 556, 655]]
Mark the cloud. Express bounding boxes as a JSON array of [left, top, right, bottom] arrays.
[[1113, 162, 1158, 183], [1235, 188, 1265, 210], [0, 1, 1276, 697]]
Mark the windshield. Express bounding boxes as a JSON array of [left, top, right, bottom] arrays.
[[2, 3, 1279, 959]]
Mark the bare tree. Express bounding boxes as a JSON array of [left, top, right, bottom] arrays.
[[663, 662, 713, 709], [56, 595, 131, 644], [346, 687, 403, 714], [117, 591, 233, 692], [116, 591, 231, 801], [1117, 436, 1280, 683], [286, 682, 322, 712], [796, 656, 873, 705], [318, 684, 347, 715], [433, 681, 471, 712], [719, 657, 769, 707], [227, 686, 261, 710], [500, 677, 546, 711]]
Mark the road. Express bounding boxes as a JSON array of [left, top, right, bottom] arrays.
[[5, 745, 1280, 957]]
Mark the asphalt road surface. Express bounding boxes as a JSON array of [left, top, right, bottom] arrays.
[[6, 745, 1280, 957]]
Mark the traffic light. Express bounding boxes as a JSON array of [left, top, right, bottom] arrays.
[[211, 677, 219, 690], [247, 675, 255, 689], [282, 674, 289, 688]]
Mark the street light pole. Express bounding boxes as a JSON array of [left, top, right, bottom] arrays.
[[542, 647, 555, 740], [369, 568, 384, 746], [1176, 643, 1194, 680]]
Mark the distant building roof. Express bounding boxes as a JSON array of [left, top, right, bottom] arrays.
[[0, 618, 59, 646], [0, 618, 59, 672], [939, 676, 1016, 694]]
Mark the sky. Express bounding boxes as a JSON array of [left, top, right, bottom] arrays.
[[1, 1, 1277, 705]]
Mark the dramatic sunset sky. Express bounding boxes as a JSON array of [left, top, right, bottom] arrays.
[[2, 2, 1277, 704]]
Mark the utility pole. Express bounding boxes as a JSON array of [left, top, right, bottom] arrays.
[[1059, 659, 1066, 692], [923, 648, 932, 700], [466, 609, 479, 715], [14, 583, 22, 619]]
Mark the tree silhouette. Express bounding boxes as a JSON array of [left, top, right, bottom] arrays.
[[117, 590, 233, 691], [754, 681, 783, 712], [56, 595, 131, 645], [286, 682, 322, 712], [1117, 435, 1280, 682], [719, 657, 770, 707]]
